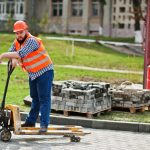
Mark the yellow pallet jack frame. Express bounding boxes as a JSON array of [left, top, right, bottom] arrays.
[[0, 104, 90, 142], [0, 61, 90, 142]]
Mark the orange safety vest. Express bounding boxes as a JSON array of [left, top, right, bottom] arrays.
[[14, 33, 52, 72]]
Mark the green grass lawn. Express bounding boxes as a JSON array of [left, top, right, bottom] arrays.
[[42, 37, 143, 71], [0, 33, 148, 122], [95, 110, 150, 123], [0, 33, 143, 71]]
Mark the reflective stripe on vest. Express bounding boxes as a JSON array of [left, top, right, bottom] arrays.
[[23, 50, 46, 63], [14, 33, 52, 72], [25, 57, 50, 70]]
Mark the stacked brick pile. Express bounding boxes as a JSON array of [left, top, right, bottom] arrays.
[[52, 80, 111, 115], [110, 82, 150, 113], [24, 81, 150, 114]]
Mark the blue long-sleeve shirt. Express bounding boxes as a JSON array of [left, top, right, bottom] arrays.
[[9, 37, 54, 80]]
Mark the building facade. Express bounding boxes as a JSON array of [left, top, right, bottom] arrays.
[[0, 0, 147, 37], [108, 0, 147, 37], [0, 0, 25, 20], [28, 0, 102, 36]]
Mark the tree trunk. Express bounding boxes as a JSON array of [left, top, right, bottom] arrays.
[[132, 0, 143, 43], [99, 0, 106, 35]]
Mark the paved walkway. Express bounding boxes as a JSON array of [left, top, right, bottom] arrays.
[[56, 65, 143, 74], [0, 62, 143, 74], [0, 127, 150, 150]]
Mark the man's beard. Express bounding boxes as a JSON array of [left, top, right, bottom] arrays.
[[17, 34, 27, 44]]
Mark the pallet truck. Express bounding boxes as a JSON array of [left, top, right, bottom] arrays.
[[0, 61, 90, 142]]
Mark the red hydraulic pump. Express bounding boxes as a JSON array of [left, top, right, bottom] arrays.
[[143, 0, 150, 89]]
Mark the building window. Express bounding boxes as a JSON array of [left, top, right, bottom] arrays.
[[0, 1, 5, 14], [113, 0, 116, 4], [6, 0, 14, 15], [128, 15, 132, 21], [15, 0, 24, 14], [89, 30, 99, 35], [113, 15, 116, 20], [118, 23, 124, 29], [123, 15, 125, 20], [113, 7, 116, 13], [113, 23, 115, 28], [69, 30, 81, 35], [119, 7, 125, 13], [72, 0, 83, 16], [92, 0, 100, 16], [52, 0, 63, 16], [0, 0, 25, 20], [128, 24, 131, 29]]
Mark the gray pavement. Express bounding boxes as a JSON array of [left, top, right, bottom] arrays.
[[0, 63, 143, 74], [55, 65, 143, 74], [0, 128, 150, 150], [1, 112, 150, 150]]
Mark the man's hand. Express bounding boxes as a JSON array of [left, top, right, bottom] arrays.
[[12, 58, 19, 68]]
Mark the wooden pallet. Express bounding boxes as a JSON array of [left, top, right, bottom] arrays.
[[52, 108, 111, 118], [112, 106, 146, 113], [145, 106, 150, 111]]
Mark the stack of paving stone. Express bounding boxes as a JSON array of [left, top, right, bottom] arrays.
[[52, 80, 111, 116], [110, 81, 150, 113]]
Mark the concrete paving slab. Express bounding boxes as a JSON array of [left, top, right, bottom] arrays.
[[20, 112, 150, 133], [0, 128, 150, 150]]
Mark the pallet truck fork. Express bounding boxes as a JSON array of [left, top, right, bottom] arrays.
[[0, 61, 90, 142]]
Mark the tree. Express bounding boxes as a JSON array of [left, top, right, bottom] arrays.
[[99, 0, 106, 35], [132, 0, 145, 43]]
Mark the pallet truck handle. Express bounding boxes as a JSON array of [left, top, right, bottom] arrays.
[[7, 60, 14, 76], [1, 60, 14, 110]]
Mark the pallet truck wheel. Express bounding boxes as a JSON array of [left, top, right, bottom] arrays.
[[0, 129, 11, 142], [75, 137, 81, 142], [70, 135, 81, 142]]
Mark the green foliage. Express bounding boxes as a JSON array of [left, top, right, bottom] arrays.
[[4, 16, 15, 33], [132, 0, 143, 30], [27, 14, 49, 36], [99, 0, 106, 5], [27, 18, 41, 36], [38, 14, 49, 32]]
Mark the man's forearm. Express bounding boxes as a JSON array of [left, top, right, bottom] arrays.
[[1, 52, 20, 59]]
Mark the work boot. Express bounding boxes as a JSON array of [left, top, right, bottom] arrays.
[[21, 122, 35, 127], [39, 127, 47, 133]]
